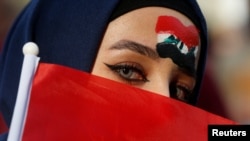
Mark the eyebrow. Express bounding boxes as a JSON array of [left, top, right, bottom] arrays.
[[109, 40, 159, 60], [109, 39, 196, 77]]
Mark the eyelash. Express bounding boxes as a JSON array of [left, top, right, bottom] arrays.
[[104, 62, 193, 102], [104, 62, 149, 84]]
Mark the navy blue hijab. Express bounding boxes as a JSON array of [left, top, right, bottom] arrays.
[[0, 0, 207, 139]]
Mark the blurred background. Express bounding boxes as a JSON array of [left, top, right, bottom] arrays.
[[197, 0, 250, 124], [0, 0, 30, 50], [0, 0, 249, 124]]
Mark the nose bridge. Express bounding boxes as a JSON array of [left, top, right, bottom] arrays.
[[144, 76, 170, 97], [154, 82, 170, 97], [144, 58, 176, 97]]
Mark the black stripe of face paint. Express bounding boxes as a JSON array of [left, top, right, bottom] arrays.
[[156, 43, 196, 77]]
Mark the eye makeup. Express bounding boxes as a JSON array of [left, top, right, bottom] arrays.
[[104, 62, 149, 84]]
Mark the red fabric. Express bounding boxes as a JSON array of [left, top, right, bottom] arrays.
[[22, 63, 236, 141], [0, 113, 8, 134]]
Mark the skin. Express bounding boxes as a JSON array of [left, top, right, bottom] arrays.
[[92, 7, 200, 102]]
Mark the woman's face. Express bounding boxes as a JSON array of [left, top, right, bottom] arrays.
[[92, 7, 200, 102]]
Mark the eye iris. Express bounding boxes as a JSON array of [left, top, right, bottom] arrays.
[[170, 84, 190, 102], [176, 88, 185, 100], [120, 67, 132, 78]]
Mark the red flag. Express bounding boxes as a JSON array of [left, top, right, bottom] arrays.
[[22, 63, 235, 141]]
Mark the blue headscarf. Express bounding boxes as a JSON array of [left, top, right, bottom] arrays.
[[0, 0, 207, 139]]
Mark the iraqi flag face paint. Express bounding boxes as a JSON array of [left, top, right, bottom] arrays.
[[155, 16, 200, 76]]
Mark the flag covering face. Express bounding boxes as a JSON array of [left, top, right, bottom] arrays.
[[22, 63, 235, 141]]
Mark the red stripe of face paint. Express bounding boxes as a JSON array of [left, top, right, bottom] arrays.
[[155, 16, 199, 47]]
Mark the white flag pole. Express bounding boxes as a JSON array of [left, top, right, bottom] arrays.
[[7, 42, 40, 141]]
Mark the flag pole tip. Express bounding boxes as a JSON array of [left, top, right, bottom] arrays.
[[23, 42, 39, 56]]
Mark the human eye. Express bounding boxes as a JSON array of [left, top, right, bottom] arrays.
[[169, 82, 193, 102], [104, 62, 149, 84]]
